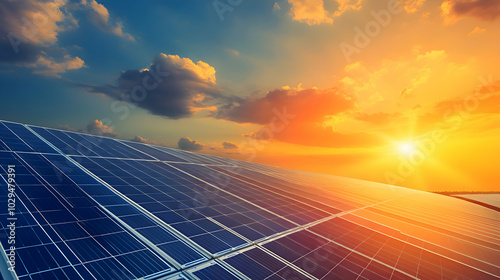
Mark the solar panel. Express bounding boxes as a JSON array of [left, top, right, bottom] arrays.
[[0, 120, 499, 280]]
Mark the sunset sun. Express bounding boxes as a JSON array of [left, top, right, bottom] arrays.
[[398, 142, 416, 156]]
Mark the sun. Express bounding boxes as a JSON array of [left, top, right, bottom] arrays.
[[398, 142, 416, 156]]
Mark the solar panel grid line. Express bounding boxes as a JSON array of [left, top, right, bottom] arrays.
[[166, 164, 335, 228], [388, 196, 500, 225], [377, 211, 500, 253], [26, 124, 96, 157], [96, 201, 183, 272], [355, 206, 500, 267], [212, 259, 251, 280], [255, 227, 378, 279], [28, 126, 86, 156], [155, 208, 344, 279], [219, 245, 310, 280], [164, 163, 305, 235], [53, 155, 214, 263], [205, 166, 340, 218], [204, 217, 255, 248], [343, 212, 500, 275], [1, 138, 193, 278], [1, 122, 58, 155], [244, 246, 320, 279], [26, 123, 152, 160], [152, 146, 228, 166], [388, 237, 415, 280], [137, 144, 206, 165], [0, 122, 36, 153], [0, 154, 95, 279], [378, 199, 500, 232], [216, 167, 364, 215], [353, 231, 393, 279], [376, 200, 500, 243], [224, 166, 385, 211], [69, 156, 246, 259], [357, 206, 497, 246], [205, 217, 348, 279], [162, 271, 196, 280], [118, 140, 186, 163], [309, 217, 500, 279], [186, 260, 249, 280], [256, 168, 393, 202], [12, 155, 177, 279], [302, 227, 420, 279], [0, 225, 20, 280], [212, 166, 347, 214]]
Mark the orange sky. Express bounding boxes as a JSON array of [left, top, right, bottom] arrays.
[[196, 0, 500, 192]]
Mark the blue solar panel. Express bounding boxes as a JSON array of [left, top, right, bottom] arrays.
[[43, 154, 208, 267], [1, 120, 500, 280], [0, 122, 34, 152], [119, 140, 188, 162], [0, 122, 56, 154], [189, 262, 242, 280], [169, 163, 333, 225], [0, 151, 175, 279], [223, 247, 311, 279], [28, 126, 155, 160]]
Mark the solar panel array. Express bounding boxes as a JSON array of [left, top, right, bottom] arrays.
[[0, 120, 499, 280]]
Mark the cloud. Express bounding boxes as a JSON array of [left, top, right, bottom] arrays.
[[273, 2, 281, 12], [82, 53, 221, 119], [131, 135, 157, 145], [417, 80, 500, 131], [467, 26, 486, 36], [213, 87, 355, 124], [0, 0, 84, 76], [441, 0, 500, 23], [0, 0, 76, 46], [178, 137, 205, 151], [86, 119, 117, 137], [287, 0, 362, 25], [354, 112, 402, 125], [226, 48, 240, 56], [31, 53, 85, 77], [85, 0, 134, 41], [222, 141, 238, 149], [57, 124, 77, 131], [333, 0, 363, 17], [246, 121, 383, 148], [402, 0, 426, 14], [212, 86, 381, 148], [288, 0, 333, 25]]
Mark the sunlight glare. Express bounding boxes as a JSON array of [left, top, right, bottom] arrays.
[[398, 142, 416, 156]]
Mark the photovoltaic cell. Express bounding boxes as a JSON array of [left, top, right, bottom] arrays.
[[0, 151, 173, 279], [43, 154, 207, 267], [28, 126, 155, 160], [118, 140, 188, 162], [1, 120, 499, 280], [223, 247, 311, 280], [189, 262, 242, 280]]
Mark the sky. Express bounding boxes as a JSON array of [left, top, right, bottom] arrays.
[[1, 0, 500, 192]]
